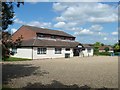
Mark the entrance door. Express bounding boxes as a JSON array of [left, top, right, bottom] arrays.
[[73, 49, 80, 56]]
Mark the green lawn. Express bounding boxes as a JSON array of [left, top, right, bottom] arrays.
[[4, 57, 32, 61]]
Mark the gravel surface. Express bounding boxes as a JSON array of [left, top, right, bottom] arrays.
[[3, 56, 118, 88]]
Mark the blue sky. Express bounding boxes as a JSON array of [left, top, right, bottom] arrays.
[[8, 2, 119, 45]]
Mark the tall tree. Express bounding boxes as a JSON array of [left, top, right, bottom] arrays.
[[2, 2, 24, 30], [1, 2, 24, 60], [93, 42, 102, 55], [114, 43, 120, 52], [94, 42, 101, 48]]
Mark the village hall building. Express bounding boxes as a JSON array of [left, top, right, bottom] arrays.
[[11, 25, 93, 59]]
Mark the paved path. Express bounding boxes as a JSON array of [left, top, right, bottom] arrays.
[[3, 56, 118, 88]]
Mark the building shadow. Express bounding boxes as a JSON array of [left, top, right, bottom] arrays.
[[2, 64, 118, 90], [22, 80, 118, 90], [23, 80, 90, 90], [2, 63, 49, 84]]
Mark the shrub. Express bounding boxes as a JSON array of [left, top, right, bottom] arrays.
[[98, 52, 111, 56], [114, 52, 120, 56]]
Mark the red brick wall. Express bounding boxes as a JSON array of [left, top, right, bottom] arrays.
[[12, 26, 76, 41], [12, 26, 36, 41]]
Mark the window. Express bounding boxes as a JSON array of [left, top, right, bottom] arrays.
[[66, 48, 70, 51], [55, 48, 62, 54], [12, 48, 17, 54], [61, 37, 66, 40], [37, 48, 47, 54], [51, 35, 56, 39], [87, 48, 91, 53], [37, 34, 44, 38]]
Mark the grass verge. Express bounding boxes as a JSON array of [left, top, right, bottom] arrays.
[[4, 57, 32, 61]]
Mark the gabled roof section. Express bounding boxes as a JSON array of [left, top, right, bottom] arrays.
[[82, 44, 93, 48], [99, 45, 113, 50], [22, 25, 75, 38]]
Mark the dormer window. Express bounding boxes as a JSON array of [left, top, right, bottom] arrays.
[[37, 33, 44, 38], [61, 37, 66, 40], [40, 34, 44, 37], [51, 35, 56, 39]]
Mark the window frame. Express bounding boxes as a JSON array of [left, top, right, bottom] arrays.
[[61, 37, 66, 40], [12, 48, 17, 54], [55, 48, 62, 54], [87, 48, 91, 53], [37, 33, 44, 38], [51, 35, 56, 39], [65, 48, 70, 51], [37, 48, 47, 54]]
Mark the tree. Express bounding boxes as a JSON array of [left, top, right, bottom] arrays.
[[2, 2, 24, 30], [104, 47, 109, 52], [93, 42, 102, 55], [114, 43, 120, 52], [101, 43, 104, 46], [94, 42, 101, 48], [1, 2, 24, 60]]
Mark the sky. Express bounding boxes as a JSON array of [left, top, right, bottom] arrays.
[[8, 1, 119, 45]]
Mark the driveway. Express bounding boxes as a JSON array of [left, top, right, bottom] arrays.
[[2, 56, 118, 88]]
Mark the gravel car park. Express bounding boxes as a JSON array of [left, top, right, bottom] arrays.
[[2, 56, 118, 88]]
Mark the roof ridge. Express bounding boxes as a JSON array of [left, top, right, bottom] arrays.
[[22, 25, 75, 37]]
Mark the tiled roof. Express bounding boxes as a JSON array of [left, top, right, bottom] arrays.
[[21, 39, 80, 48], [23, 25, 75, 38], [82, 44, 93, 48], [99, 46, 113, 50]]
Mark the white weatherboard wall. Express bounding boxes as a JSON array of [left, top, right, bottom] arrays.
[[11, 47, 74, 59], [11, 47, 33, 59], [33, 47, 73, 59], [99, 50, 114, 53], [80, 48, 93, 57], [65, 48, 73, 57]]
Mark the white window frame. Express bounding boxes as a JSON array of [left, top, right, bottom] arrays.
[[37, 48, 47, 54], [87, 48, 91, 53]]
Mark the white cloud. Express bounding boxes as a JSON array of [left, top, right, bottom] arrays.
[[88, 14, 117, 23], [14, 18, 25, 24], [89, 24, 103, 31], [55, 16, 66, 22], [27, 21, 52, 28], [74, 28, 93, 36], [74, 27, 107, 37], [111, 31, 118, 35], [14, 18, 52, 28], [11, 28, 17, 34], [25, 0, 48, 3], [54, 21, 78, 30], [52, 0, 119, 2], [13, 15, 16, 19], [54, 22, 66, 28], [53, 2, 118, 23], [24, 0, 120, 2], [53, 3, 67, 11], [53, 2, 116, 44], [98, 32, 107, 36], [103, 37, 107, 40]]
